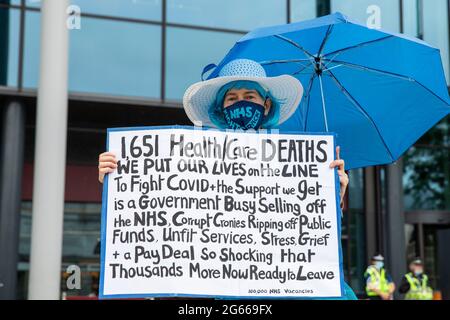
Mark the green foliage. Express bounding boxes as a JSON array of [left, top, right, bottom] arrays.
[[403, 116, 450, 210]]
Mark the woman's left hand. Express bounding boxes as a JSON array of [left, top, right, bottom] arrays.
[[329, 146, 348, 209]]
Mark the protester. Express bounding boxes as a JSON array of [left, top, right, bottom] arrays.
[[364, 254, 396, 300], [98, 58, 354, 299], [398, 257, 433, 300]]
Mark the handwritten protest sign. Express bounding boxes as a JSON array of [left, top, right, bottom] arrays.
[[100, 126, 344, 299]]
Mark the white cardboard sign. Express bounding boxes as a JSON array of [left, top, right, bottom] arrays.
[[100, 126, 344, 299]]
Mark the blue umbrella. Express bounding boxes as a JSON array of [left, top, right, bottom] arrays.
[[204, 12, 450, 170]]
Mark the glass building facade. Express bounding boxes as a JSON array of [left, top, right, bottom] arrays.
[[0, 0, 449, 299]]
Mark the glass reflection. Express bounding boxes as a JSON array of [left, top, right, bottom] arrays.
[[166, 27, 241, 100], [291, 0, 330, 22], [403, 118, 450, 210], [71, 0, 162, 20], [0, 7, 19, 87], [331, 0, 400, 32], [167, 0, 286, 30], [422, 0, 449, 82], [16, 0, 162, 21], [18, 202, 102, 299], [402, 0, 419, 38], [24, 11, 161, 98]]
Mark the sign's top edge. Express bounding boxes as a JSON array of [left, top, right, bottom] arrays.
[[107, 125, 337, 138]]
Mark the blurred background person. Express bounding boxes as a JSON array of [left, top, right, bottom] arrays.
[[398, 258, 433, 300], [364, 254, 396, 300]]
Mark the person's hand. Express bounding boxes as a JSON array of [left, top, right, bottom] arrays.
[[329, 146, 348, 209], [367, 283, 382, 295], [366, 282, 376, 291], [98, 152, 117, 183], [388, 283, 396, 295], [380, 292, 391, 300]]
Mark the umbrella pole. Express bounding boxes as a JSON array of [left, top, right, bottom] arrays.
[[318, 74, 329, 132]]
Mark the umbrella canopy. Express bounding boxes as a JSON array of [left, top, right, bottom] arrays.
[[205, 12, 450, 170]]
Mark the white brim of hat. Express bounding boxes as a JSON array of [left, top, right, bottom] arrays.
[[183, 75, 304, 128]]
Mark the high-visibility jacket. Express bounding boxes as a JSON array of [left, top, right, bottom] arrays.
[[404, 273, 433, 300], [364, 266, 390, 297]]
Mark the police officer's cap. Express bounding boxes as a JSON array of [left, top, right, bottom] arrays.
[[371, 253, 384, 261], [410, 257, 423, 265]]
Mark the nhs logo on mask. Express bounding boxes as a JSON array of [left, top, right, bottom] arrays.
[[229, 106, 254, 119]]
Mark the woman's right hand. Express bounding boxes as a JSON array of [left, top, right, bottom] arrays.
[[98, 152, 117, 183]]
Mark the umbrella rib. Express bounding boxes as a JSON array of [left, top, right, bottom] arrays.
[[323, 51, 345, 69], [318, 25, 334, 56], [260, 60, 312, 71], [273, 34, 315, 59], [303, 73, 316, 131], [293, 71, 316, 76], [324, 64, 344, 72], [324, 59, 413, 81], [325, 59, 450, 106], [292, 64, 314, 76], [414, 81, 450, 106], [323, 35, 394, 58], [259, 59, 312, 65], [326, 69, 395, 162]]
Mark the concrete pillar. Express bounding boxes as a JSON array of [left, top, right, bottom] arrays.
[[364, 166, 378, 258], [0, 100, 26, 299], [28, 0, 69, 300], [385, 159, 407, 299]]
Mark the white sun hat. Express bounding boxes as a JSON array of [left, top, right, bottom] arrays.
[[183, 59, 304, 128]]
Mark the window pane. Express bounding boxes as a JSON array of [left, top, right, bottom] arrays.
[[24, 12, 162, 98], [69, 17, 161, 97], [403, 119, 450, 211], [10, 0, 40, 7], [23, 11, 40, 88], [331, 0, 400, 32], [403, 0, 449, 83], [348, 169, 364, 210], [403, 0, 450, 83], [291, 0, 330, 22], [0, 7, 20, 87], [402, 0, 418, 37], [25, 0, 40, 7], [165, 27, 241, 100], [63, 203, 101, 259], [291, 0, 318, 22], [19, 202, 102, 298], [19, 202, 32, 258], [423, 0, 449, 83], [16, 0, 162, 20], [71, 0, 162, 20], [26, 0, 40, 7], [167, 0, 286, 30]]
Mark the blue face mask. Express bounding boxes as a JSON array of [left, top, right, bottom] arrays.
[[223, 100, 265, 130], [375, 261, 384, 269]]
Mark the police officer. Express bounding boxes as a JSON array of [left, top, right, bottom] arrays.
[[364, 254, 396, 300], [398, 258, 433, 300]]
